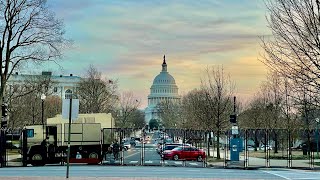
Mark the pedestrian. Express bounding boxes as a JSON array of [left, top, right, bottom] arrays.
[[112, 140, 120, 160]]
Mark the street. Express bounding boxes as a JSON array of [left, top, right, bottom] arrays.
[[103, 131, 205, 167], [1, 132, 320, 179], [0, 165, 320, 180]]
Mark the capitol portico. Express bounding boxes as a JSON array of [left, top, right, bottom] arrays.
[[144, 55, 181, 124]]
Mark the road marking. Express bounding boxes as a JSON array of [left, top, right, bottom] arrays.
[[124, 151, 140, 158], [144, 160, 153, 163], [174, 161, 183, 165], [262, 170, 291, 180], [129, 161, 139, 163], [187, 169, 200, 172]]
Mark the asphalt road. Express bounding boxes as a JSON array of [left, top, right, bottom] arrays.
[[2, 132, 320, 179], [103, 132, 205, 167], [1, 165, 320, 180]]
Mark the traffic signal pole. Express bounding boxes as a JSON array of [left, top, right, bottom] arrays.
[[1, 103, 8, 128]]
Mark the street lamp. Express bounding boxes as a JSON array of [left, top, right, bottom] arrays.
[[316, 118, 320, 157], [41, 93, 46, 140]]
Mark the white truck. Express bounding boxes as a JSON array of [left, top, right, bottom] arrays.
[[24, 123, 110, 166]]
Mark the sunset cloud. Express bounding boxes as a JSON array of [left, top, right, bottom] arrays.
[[40, 0, 270, 108]]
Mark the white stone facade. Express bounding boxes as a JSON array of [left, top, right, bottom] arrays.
[[7, 71, 81, 99], [144, 56, 180, 124]]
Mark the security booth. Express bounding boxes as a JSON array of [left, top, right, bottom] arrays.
[[230, 138, 243, 161], [227, 125, 244, 167]]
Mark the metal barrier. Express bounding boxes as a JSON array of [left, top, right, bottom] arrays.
[[0, 127, 318, 170], [0, 128, 27, 168]]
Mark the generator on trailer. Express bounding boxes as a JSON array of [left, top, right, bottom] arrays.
[[24, 123, 110, 166]]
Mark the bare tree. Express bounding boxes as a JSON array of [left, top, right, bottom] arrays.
[[180, 89, 209, 130], [238, 96, 265, 151], [127, 109, 145, 129], [115, 91, 140, 128], [78, 65, 118, 114], [7, 74, 57, 128], [201, 66, 234, 159], [261, 0, 320, 104], [0, 0, 70, 103], [157, 99, 182, 128]]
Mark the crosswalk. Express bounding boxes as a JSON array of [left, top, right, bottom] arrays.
[[102, 160, 204, 166], [127, 148, 157, 152]]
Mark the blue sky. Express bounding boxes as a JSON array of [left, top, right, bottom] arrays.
[[37, 0, 270, 107]]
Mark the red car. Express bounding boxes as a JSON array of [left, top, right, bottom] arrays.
[[162, 146, 206, 162]]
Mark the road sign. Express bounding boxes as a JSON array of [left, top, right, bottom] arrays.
[[62, 99, 79, 120], [231, 126, 239, 135]]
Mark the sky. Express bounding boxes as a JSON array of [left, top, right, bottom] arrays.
[[37, 0, 271, 108]]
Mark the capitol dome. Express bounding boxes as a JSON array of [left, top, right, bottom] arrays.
[[152, 71, 176, 85], [144, 55, 181, 124]]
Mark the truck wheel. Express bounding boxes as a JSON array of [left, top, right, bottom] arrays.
[[31, 153, 45, 166], [88, 152, 99, 165], [89, 152, 99, 159]]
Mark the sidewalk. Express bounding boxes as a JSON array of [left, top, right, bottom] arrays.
[[205, 148, 320, 168]]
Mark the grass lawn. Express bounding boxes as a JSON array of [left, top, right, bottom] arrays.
[[241, 150, 320, 160]]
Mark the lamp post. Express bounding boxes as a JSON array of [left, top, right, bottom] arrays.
[[41, 94, 46, 140], [66, 92, 73, 179], [316, 118, 320, 157]]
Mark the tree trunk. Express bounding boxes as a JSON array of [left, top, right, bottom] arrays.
[[274, 131, 278, 153], [254, 130, 259, 151], [216, 130, 220, 159]]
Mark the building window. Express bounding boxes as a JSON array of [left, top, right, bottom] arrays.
[[65, 89, 72, 99]]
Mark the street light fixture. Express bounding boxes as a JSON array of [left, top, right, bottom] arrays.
[[41, 93, 46, 140], [316, 118, 320, 157]]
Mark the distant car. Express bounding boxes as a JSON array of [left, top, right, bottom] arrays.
[[246, 145, 255, 151], [162, 146, 206, 162], [123, 142, 131, 150], [260, 145, 272, 150]]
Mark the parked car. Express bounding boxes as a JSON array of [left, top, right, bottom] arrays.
[[244, 145, 255, 151], [162, 146, 206, 162], [260, 145, 273, 150], [157, 143, 190, 154]]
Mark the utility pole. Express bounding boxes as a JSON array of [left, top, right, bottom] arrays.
[[66, 94, 73, 179]]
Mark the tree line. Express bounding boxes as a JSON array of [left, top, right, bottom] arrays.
[[0, 0, 144, 129], [157, 0, 320, 156]]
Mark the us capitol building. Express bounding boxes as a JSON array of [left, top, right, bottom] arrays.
[[144, 55, 181, 124]]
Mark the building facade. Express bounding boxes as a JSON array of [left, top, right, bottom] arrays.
[[7, 71, 81, 100], [144, 56, 180, 124]]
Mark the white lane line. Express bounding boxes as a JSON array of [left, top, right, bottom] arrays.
[[129, 161, 139, 163], [145, 160, 153, 163], [262, 171, 291, 180], [186, 169, 200, 172], [174, 161, 183, 165]]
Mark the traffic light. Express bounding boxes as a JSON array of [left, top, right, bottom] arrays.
[[230, 114, 237, 124], [1, 103, 8, 128], [1, 119, 7, 128], [2, 103, 8, 118]]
